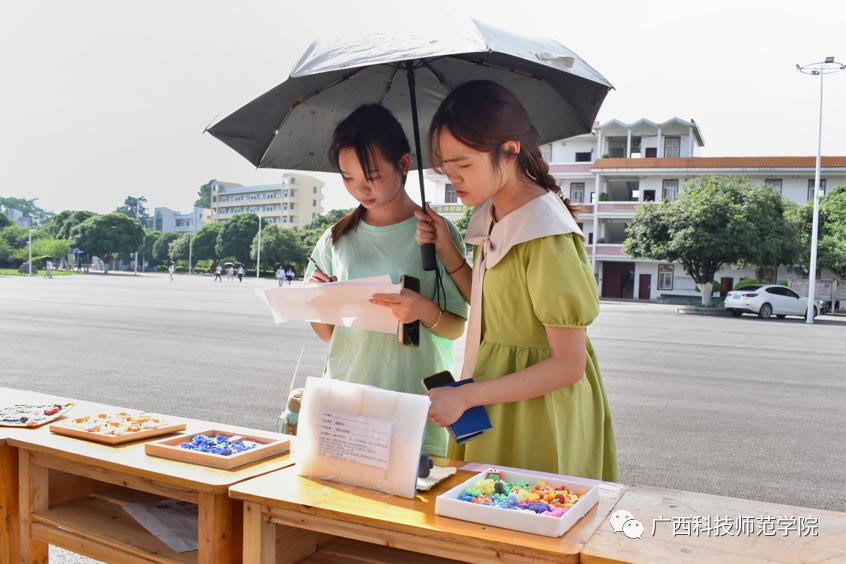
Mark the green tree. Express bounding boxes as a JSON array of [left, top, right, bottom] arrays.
[[0, 211, 12, 229], [44, 210, 96, 240], [195, 179, 216, 208], [169, 233, 191, 261], [71, 213, 145, 273], [625, 176, 751, 306], [735, 185, 801, 282], [1, 224, 34, 250], [454, 206, 473, 239], [142, 230, 159, 269], [789, 185, 846, 279], [152, 232, 180, 264], [252, 224, 306, 272], [0, 197, 53, 224], [116, 196, 149, 220], [30, 239, 71, 263], [216, 214, 259, 264], [298, 208, 352, 254], [192, 222, 223, 260]]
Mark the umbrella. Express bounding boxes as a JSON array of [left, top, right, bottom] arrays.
[[223, 262, 234, 267], [40, 255, 52, 261], [207, 16, 612, 271]]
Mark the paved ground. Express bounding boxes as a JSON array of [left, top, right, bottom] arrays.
[[1, 272, 844, 561]]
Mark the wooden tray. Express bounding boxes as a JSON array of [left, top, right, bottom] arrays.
[[145, 430, 290, 470], [50, 418, 186, 445]]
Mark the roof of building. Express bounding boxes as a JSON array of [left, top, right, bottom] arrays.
[[596, 118, 705, 147], [592, 156, 846, 171]]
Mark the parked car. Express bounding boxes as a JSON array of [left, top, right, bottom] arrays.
[[724, 284, 823, 319]]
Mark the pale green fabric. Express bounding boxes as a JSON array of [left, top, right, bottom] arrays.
[[304, 215, 468, 457], [449, 233, 618, 481]]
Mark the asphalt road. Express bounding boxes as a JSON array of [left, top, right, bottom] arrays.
[[1, 272, 844, 519]]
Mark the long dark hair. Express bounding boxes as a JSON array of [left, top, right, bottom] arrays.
[[328, 104, 411, 244], [428, 80, 577, 217]]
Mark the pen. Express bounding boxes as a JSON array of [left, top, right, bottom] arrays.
[[307, 255, 326, 276]]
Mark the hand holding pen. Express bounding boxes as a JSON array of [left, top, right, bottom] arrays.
[[307, 256, 337, 284]]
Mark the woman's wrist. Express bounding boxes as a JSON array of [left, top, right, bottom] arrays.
[[420, 299, 441, 328], [442, 243, 466, 274]]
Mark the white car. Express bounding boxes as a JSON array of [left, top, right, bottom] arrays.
[[724, 284, 822, 319]]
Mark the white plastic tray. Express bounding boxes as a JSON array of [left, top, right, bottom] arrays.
[[435, 469, 599, 537]]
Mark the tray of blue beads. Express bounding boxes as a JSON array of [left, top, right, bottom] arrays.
[[145, 429, 290, 469]]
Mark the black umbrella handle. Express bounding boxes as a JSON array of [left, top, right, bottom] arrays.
[[406, 61, 437, 272]]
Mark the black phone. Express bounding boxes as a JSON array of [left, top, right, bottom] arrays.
[[398, 275, 420, 347], [422, 370, 455, 391]]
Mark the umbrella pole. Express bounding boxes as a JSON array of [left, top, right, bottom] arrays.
[[405, 61, 437, 272]]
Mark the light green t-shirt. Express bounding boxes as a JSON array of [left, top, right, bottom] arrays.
[[304, 215, 468, 456]]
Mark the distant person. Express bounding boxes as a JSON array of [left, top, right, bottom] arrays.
[[237, 265, 245, 282], [275, 264, 285, 287], [227, 264, 235, 281], [45, 259, 54, 279], [214, 263, 223, 282], [285, 266, 295, 285], [168, 260, 175, 281]]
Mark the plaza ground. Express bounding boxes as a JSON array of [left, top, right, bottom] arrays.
[[1, 272, 843, 517]]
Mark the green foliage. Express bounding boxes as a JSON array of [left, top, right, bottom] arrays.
[[29, 239, 71, 262], [252, 224, 306, 272], [787, 184, 846, 278], [0, 237, 12, 267], [0, 212, 11, 229], [216, 214, 259, 263], [152, 232, 180, 264], [192, 223, 223, 261], [44, 210, 96, 240], [735, 186, 800, 276], [195, 259, 214, 273], [454, 206, 473, 239], [169, 233, 191, 261], [735, 277, 763, 290], [195, 180, 216, 208], [142, 230, 159, 266], [1, 225, 33, 250], [115, 196, 149, 219], [0, 197, 53, 224], [71, 213, 145, 269], [298, 209, 351, 254]]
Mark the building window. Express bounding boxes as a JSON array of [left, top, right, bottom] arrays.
[[765, 179, 783, 195], [313, 200, 317, 207], [663, 136, 681, 158], [313, 187, 318, 194], [807, 179, 827, 201], [658, 264, 674, 290], [644, 147, 657, 158], [445, 183, 457, 204], [575, 151, 592, 162], [570, 182, 585, 204], [662, 179, 679, 202]]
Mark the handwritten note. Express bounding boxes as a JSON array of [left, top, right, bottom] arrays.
[[319, 410, 393, 469]]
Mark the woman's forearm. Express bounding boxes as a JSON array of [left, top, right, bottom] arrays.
[[419, 299, 466, 340], [440, 242, 473, 302], [459, 355, 585, 408]]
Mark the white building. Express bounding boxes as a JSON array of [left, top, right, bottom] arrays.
[[1, 206, 32, 227], [210, 173, 325, 227], [149, 206, 209, 233], [426, 118, 846, 302]]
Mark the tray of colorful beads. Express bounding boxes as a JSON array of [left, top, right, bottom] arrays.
[[435, 468, 599, 537], [145, 430, 290, 470], [50, 411, 186, 444], [0, 402, 76, 427]]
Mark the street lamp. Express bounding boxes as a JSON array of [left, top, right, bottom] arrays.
[[796, 57, 845, 324]]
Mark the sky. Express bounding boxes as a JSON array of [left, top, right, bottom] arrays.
[[2, 0, 845, 215]]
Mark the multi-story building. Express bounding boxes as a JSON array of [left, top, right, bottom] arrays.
[[210, 173, 324, 227], [426, 118, 846, 302], [0, 206, 32, 227], [148, 206, 209, 233]]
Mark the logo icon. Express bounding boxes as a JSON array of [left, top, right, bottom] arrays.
[[609, 509, 644, 540]]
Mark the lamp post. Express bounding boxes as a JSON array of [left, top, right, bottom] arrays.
[[256, 215, 263, 279], [796, 57, 845, 324]]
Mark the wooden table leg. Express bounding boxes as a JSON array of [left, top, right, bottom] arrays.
[[243, 501, 275, 564], [0, 443, 20, 564], [19, 449, 48, 564], [199, 491, 234, 564]]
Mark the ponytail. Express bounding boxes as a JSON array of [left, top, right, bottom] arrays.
[[518, 146, 579, 218], [330, 205, 366, 245]]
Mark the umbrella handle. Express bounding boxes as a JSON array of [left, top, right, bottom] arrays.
[[406, 61, 437, 272], [421, 243, 437, 271]]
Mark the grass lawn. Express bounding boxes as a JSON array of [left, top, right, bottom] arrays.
[[0, 268, 77, 277]]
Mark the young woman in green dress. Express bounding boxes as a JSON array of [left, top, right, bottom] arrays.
[[304, 104, 467, 457], [416, 81, 618, 481]]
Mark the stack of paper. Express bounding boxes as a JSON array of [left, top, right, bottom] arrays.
[[295, 377, 429, 498], [262, 275, 401, 334]]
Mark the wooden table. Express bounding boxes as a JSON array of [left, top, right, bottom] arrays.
[[229, 463, 627, 563], [581, 485, 846, 563], [1, 387, 294, 564]]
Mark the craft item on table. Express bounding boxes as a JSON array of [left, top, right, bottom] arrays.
[[145, 429, 290, 470], [50, 411, 186, 444], [280, 387, 304, 435], [295, 377, 429, 498], [0, 401, 75, 427], [261, 274, 402, 334], [435, 468, 600, 537], [179, 433, 259, 456], [417, 465, 458, 492]]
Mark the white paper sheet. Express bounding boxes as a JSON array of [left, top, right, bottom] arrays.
[[319, 410, 393, 469], [123, 500, 198, 553], [262, 275, 401, 334]]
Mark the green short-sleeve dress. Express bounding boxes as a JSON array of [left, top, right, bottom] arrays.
[[449, 232, 618, 482]]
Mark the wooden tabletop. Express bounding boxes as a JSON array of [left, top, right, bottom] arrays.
[[230, 463, 627, 562], [1, 387, 294, 492], [580, 485, 846, 563]]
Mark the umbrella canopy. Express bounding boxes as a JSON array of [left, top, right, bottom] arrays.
[[40, 255, 52, 261], [207, 16, 612, 173], [223, 262, 235, 266]]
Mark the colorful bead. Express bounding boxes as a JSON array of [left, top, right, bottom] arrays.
[[459, 475, 586, 518], [179, 433, 259, 456]]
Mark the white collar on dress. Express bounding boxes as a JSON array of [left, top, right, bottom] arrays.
[[464, 192, 584, 269]]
